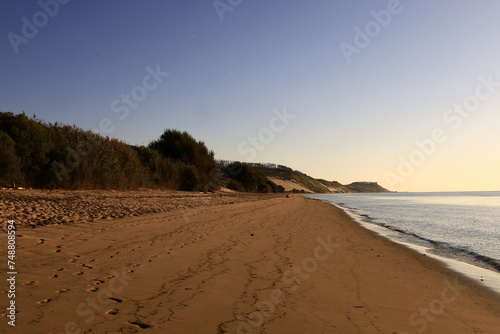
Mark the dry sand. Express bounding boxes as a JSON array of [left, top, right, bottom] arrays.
[[267, 177, 313, 193], [0, 189, 267, 228], [1, 193, 500, 333]]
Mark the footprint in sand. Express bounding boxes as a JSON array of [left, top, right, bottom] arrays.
[[73, 272, 84, 276], [57, 289, 70, 293], [49, 274, 58, 279], [56, 268, 66, 272], [126, 269, 134, 273], [108, 297, 122, 303], [91, 279, 105, 284], [106, 309, 119, 315], [79, 264, 93, 269], [128, 320, 152, 329], [87, 286, 99, 292], [23, 281, 36, 285], [37, 299, 52, 304], [36, 239, 46, 245], [2, 311, 19, 317]]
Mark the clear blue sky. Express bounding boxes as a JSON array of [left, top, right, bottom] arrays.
[[2, 0, 500, 191]]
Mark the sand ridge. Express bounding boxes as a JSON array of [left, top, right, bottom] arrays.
[[0, 189, 270, 228]]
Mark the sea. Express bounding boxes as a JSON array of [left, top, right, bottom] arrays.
[[307, 191, 500, 294]]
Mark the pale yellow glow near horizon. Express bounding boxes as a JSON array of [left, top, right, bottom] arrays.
[[281, 96, 500, 193], [388, 154, 500, 193], [283, 124, 500, 193], [221, 92, 500, 193], [302, 161, 500, 193]]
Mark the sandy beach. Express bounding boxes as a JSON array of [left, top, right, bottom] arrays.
[[1, 193, 500, 333]]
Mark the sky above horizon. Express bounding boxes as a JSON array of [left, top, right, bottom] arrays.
[[2, 0, 500, 192]]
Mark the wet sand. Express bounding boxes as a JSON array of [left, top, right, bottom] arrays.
[[1, 194, 500, 333]]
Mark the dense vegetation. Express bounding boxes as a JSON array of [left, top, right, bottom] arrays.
[[148, 129, 217, 191], [0, 112, 284, 193], [222, 161, 332, 193], [221, 161, 284, 193]]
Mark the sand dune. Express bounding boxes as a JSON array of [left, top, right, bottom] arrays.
[[1, 195, 500, 333]]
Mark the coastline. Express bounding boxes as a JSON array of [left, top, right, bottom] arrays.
[[2, 194, 500, 333], [334, 201, 500, 296], [307, 193, 500, 296]]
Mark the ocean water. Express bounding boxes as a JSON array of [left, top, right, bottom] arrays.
[[307, 192, 500, 275]]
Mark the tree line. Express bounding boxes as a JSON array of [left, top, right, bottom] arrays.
[[0, 112, 284, 193]]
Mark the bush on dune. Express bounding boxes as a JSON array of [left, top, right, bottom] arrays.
[[148, 129, 217, 191], [0, 112, 216, 191], [222, 161, 284, 193], [0, 130, 21, 186]]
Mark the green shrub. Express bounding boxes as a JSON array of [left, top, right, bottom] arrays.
[[0, 131, 21, 186], [227, 179, 244, 192], [179, 165, 199, 191], [222, 161, 284, 193], [149, 129, 217, 190]]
